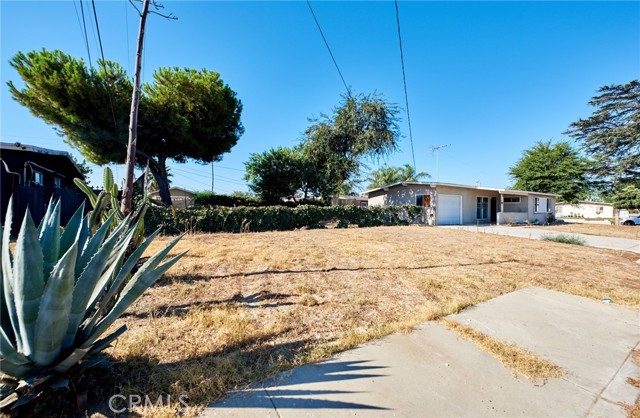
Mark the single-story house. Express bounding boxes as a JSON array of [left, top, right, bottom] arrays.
[[148, 187, 195, 208], [363, 181, 559, 225], [555, 201, 613, 219], [332, 195, 368, 207], [1, 142, 87, 228]]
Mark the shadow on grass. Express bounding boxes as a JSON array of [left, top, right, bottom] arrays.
[[122, 291, 297, 320], [11, 329, 311, 418], [157, 259, 520, 286]]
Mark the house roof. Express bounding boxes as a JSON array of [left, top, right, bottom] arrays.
[[0, 141, 86, 179], [148, 186, 194, 196], [361, 181, 561, 198]]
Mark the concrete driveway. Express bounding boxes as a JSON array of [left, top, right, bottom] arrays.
[[439, 224, 640, 253], [203, 288, 639, 417]]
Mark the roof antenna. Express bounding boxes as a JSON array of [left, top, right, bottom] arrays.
[[429, 144, 450, 183]]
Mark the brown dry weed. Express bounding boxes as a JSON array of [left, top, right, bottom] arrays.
[[439, 319, 563, 383], [79, 226, 639, 416]]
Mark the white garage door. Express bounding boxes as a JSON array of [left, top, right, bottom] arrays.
[[437, 194, 462, 225]]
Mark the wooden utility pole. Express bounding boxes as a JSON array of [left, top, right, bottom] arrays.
[[121, 0, 151, 215]]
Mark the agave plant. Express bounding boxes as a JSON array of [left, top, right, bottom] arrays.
[[0, 198, 186, 409], [73, 167, 124, 234]]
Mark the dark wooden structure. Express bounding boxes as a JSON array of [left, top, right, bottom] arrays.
[[1, 142, 87, 230]]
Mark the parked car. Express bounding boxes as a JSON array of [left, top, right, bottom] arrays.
[[621, 214, 640, 226]]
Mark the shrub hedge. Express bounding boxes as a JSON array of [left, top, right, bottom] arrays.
[[192, 192, 325, 208], [145, 204, 423, 235]]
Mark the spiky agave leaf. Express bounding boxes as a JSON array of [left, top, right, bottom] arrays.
[[0, 198, 186, 410], [11, 211, 44, 360], [33, 243, 77, 366]]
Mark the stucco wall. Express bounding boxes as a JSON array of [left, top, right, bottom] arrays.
[[367, 185, 434, 207], [556, 203, 613, 218], [501, 195, 528, 213]]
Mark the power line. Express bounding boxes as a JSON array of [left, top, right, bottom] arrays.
[[124, 0, 131, 74], [305, 0, 351, 96], [77, 0, 93, 69], [90, 0, 119, 132], [172, 166, 248, 186], [394, 0, 416, 172]]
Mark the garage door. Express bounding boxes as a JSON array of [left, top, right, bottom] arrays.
[[437, 194, 462, 225]]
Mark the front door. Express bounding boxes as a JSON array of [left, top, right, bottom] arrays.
[[490, 197, 497, 223]]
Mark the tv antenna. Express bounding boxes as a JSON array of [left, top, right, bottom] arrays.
[[429, 144, 450, 183]]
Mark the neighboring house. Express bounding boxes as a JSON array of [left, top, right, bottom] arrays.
[[1, 142, 87, 228], [363, 181, 558, 225], [148, 187, 195, 208], [555, 201, 614, 219], [332, 195, 368, 207]]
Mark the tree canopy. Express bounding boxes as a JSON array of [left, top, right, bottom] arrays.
[[302, 93, 401, 194], [244, 147, 329, 204], [611, 184, 640, 210], [8, 49, 243, 206], [366, 164, 430, 189], [508, 140, 591, 203], [565, 80, 639, 184]]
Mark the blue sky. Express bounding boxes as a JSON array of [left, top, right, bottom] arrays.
[[1, 1, 639, 193]]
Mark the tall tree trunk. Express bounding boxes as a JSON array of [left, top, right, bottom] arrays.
[[147, 156, 172, 206], [614, 207, 620, 226], [121, 0, 150, 215]]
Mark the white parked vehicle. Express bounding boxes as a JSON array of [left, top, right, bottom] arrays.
[[621, 214, 640, 226]]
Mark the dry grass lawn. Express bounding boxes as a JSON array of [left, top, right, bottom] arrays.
[[537, 223, 640, 240], [45, 226, 640, 417]]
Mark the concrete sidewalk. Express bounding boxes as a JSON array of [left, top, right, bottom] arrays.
[[439, 224, 640, 253], [203, 288, 639, 417]]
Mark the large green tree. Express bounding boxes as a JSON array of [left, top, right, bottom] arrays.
[[366, 164, 430, 189], [244, 147, 329, 204], [508, 140, 591, 203], [565, 80, 639, 184], [302, 93, 401, 196], [565, 80, 640, 222], [611, 184, 640, 211], [8, 49, 243, 206]]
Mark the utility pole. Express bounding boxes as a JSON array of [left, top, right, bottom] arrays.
[[429, 144, 450, 183], [211, 161, 214, 193], [121, 0, 150, 215]]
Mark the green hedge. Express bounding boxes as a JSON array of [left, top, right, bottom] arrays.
[[192, 192, 325, 208], [145, 204, 423, 235]]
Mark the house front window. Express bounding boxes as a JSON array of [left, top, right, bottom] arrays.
[[535, 197, 548, 213], [476, 196, 489, 219], [416, 194, 431, 207], [54, 177, 61, 188], [503, 196, 520, 204], [33, 170, 43, 186]]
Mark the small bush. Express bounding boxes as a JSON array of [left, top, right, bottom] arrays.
[[336, 219, 349, 228], [541, 233, 586, 246]]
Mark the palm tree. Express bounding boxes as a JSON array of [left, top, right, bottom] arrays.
[[366, 164, 430, 188]]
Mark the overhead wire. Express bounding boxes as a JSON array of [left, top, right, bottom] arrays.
[[124, 0, 131, 74], [90, 0, 119, 132], [394, 0, 417, 171], [77, 0, 93, 69], [171, 166, 248, 187], [305, 0, 351, 96]]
